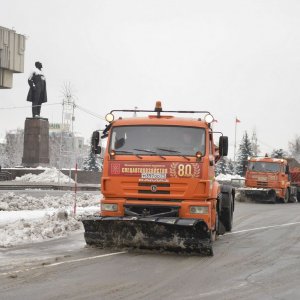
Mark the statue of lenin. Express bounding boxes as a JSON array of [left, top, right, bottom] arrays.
[[26, 61, 47, 118]]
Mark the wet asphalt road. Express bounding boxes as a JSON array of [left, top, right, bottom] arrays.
[[1, 201, 300, 300]]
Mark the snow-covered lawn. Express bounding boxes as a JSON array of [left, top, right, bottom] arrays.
[[0, 192, 101, 248]]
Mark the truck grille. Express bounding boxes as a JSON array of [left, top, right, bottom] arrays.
[[257, 181, 268, 187], [138, 182, 171, 195], [126, 198, 182, 202], [124, 204, 179, 217]]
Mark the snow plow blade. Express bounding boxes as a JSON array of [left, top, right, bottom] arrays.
[[82, 216, 213, 256], [238, 188, 276, 203]]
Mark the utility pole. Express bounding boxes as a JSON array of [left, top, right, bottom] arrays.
[[59, 83, 76, 183], [234, 117, 241, 163], [133, 106, 138, 117]]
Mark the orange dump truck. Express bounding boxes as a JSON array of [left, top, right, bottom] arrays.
[[290, 167, 300, 200], [82, 102, 235, 255], [238, 157, 298, 203]]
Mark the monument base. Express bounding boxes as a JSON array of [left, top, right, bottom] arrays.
[[22, 117, 50, 167]]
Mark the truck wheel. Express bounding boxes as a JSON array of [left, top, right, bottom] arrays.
[[283, 189, 289, 204], [220, 194, 233, 232]]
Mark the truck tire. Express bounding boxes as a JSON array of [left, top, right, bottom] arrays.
[[220, 193, 233, 232], [283, 189, 289, 204]]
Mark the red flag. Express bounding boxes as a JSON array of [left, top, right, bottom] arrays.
[[235, 117, 241, 123]]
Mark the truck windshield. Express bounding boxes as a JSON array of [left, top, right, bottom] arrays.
[[110, 125, 206, 156], [248, 161, 281, 173]]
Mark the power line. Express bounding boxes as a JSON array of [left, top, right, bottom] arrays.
[[257, 139, 275, 151], [75, 104, 105, 120], [0, 102, 61, 110], [0, 101, 106, 121]]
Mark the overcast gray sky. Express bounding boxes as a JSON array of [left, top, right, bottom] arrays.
[[1, 0, 300, 158]]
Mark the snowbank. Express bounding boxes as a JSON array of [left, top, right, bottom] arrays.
[[0, 210, 81, 247], [216, 174, 244, 181], [14, 168, 75, 184], [0, 192, 101, 248], [0, 192, 99, 211]]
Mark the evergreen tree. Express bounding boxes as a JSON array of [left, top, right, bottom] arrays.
[[82, 136, 102, 171], [215, 157, 227, 176], [227, 158, 235, 175], [215, 157, 234, 175], [271, 148, 288, 158], [235, 131, 253, 176]]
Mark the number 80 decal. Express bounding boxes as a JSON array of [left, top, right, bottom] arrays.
[[170, 163, 201, 178]]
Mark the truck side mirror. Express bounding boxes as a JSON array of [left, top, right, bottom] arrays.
[[219, 136, 228, 156], [285, 165, 290, 174], [92, 131, 102, 155]]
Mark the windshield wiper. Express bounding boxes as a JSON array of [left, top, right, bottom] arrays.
[[157, 148, 191, 161], [114, 150, 142, 159], [157, 148, 178, 153], [133, 148, 166, 160], [133, 148, 157, 154]]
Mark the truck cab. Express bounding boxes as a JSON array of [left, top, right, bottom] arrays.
[[241, 156, 297, 203]]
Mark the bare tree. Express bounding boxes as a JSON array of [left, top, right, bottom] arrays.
[[2, 129, 24, 167], [289, 135, 300, 161]]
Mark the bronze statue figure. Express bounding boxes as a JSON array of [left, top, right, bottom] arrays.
[[27, 61, 47, 118]]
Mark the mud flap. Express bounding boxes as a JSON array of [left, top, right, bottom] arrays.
[[82, 216, 213, 256], [289, 186, 298, 203], [217, 219, 226, 235]]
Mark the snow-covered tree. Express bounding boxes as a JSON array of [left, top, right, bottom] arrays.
[[49, 131, 89, 169], [227, 158, 235, 175], [3, 129, 24, 167], [215, 157, 227, 176], [82, 136, 102, 171], [0, 140, 8, 167], [289, 136, 300, 162], [235, 131, 253, 176], [271, 148, 288, 158], [215, 157, 234, 175]]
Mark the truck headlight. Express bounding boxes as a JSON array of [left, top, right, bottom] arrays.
[[190, 206, 208, 214], [101, 203, 118, 211]]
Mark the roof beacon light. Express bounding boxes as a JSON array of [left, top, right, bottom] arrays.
[[105, 113, 114, 123], [204, 113, 214, 123], [155, 101, 162, 117]]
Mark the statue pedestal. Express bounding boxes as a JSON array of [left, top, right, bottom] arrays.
[[22, 118, 50, 167]]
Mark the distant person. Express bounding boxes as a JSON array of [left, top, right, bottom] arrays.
[[27, 61, 47, 118]]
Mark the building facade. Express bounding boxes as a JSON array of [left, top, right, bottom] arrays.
[[0, 26, 25, 88]]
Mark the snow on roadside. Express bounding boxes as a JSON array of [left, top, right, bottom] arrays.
[[216, 173, 244, 181], [0, 192, 99, 211], [0, 192, 101, 248], [14, 168, 75, 184], [0, 210, 81, 248]]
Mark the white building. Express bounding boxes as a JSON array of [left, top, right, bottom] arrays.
[[0, 26, 25, 88]]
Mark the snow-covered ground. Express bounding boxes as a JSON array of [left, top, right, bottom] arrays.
[[0, 192, 101, 248], [216, 173, 244, 181], [14, 168, 75, 184]]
